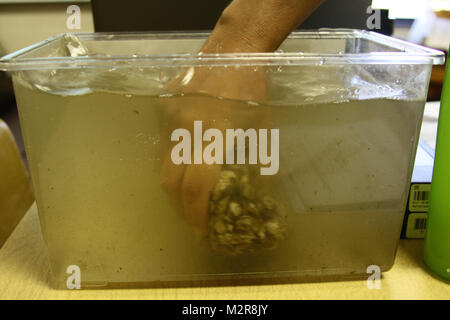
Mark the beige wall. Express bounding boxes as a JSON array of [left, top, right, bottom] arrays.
[[0, 3, 94, 55]]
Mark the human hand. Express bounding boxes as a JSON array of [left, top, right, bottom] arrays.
[[160, 65, 268, 233], [159, 0, 324, 233]]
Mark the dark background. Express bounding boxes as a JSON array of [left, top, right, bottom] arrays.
[[92, 0, 392, 35]]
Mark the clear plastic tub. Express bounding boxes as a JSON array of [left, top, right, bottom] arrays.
[[0, 30, 444, 288]]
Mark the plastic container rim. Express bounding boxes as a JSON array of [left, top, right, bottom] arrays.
[[0, 29, 445, 71]]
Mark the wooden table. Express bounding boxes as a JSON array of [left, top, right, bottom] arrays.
[[0, 203, 448, 300]]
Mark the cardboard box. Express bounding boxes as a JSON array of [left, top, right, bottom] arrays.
[[401, 139, 435, 239]]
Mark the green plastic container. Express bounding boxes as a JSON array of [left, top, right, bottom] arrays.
[[424, 48, 450, 282]]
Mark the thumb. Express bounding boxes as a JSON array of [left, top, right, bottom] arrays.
[[181, 163, 222, 233]]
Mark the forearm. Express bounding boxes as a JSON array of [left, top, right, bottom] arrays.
[[202, 0, 324, 53]]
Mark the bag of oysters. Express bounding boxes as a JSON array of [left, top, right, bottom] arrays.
[[208, 162, 288, 256]]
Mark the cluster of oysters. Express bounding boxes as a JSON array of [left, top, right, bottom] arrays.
[[207, 164, 287, 255]]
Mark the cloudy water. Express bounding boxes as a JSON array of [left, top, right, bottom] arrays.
[[13, 78, 424, 287]]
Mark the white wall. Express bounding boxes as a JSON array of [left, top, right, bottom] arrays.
[[0, 2, 94, 55]]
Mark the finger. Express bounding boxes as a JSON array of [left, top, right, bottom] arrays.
[[181, 163, 222, 232], [160, 152, 186, 205]]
